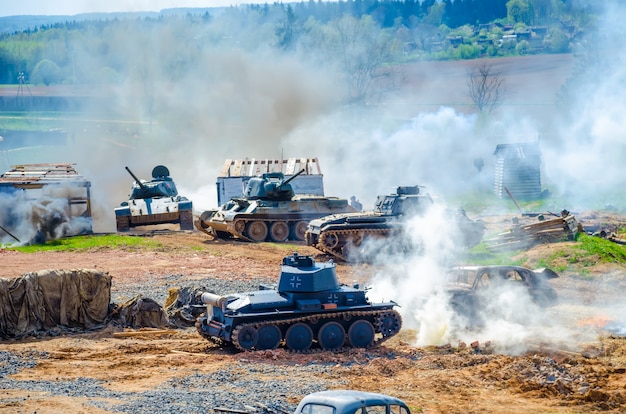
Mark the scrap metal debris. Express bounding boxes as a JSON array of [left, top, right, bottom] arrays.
[[163, 286, 208, 327], [589, 229, 626, 245], [214, 402, 292, 414], [485, 210, 582, 251]]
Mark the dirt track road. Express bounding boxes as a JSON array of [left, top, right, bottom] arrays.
[[1, 227, 625, 413]]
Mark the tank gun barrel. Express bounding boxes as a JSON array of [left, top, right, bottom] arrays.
[[0, 224, 20, 243], [280, 168, 306, 187], [125, 166, 147, 190], [201, 292, 228, 307]]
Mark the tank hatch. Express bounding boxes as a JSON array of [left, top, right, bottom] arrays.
[[278, 253, 339, 293]]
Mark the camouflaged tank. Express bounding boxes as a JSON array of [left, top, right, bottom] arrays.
[[195, 169, 355, 242]]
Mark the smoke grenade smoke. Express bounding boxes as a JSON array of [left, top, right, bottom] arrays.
[[0, 190, 92, 245], [364, 204, 600, 355]]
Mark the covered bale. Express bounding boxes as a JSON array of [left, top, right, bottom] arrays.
[[0, 269, 111, 338]]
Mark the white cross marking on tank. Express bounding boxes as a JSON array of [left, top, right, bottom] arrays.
[[328, 293, 339, 303], [290, 276, 301, 288]]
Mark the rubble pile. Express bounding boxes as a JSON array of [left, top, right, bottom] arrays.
[[484, 212, 582, 251]]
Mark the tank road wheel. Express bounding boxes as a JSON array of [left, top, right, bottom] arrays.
[[376, 311, 402, 338], [232, 325, 258, 351], [245, 221, 268, 242], [285, 323, 314, 352], [348, 320, 375, 348], [256, 324, 282, 350], [321, 233, 339, 249], [116, 216, 130, 232], [317, 321, 345, 351], [179, 210, 194, 231], [269, 221, 290, 243], [234, 220, 246, 235], [290, 221, 308, 241]]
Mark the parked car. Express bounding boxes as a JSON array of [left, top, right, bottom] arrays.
[[445, 265, 559, 324], [294, 390, 411, 414]]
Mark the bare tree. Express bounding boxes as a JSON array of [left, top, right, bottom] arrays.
[[466, 62, 507, 114], [329, 15, 402, 103]]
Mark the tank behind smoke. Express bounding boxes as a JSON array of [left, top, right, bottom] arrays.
[[305, 185, 485, 262]]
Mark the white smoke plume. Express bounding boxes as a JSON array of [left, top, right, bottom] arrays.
[[0, 189, 92, 245], [364, 205, 599, 355], [2, 3, 624, 349]]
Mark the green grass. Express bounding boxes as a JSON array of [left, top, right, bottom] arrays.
[[533, 234, 624, 274], [451, 186, 626, 218], [447, 190, 504, 214], [464, 232, 626, 274], [5, 234, 163, 252], [576, 233, 626, 263]]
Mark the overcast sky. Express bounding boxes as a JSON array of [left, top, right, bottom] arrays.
[[0, 1, 273, 17]]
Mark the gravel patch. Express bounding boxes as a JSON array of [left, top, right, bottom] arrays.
[[0, 351, 346, 413], [111, 274, 271, 305], [0, 275, 350, 412]]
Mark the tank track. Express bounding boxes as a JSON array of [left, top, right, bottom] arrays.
[[194, 217, 217, 238], [314, 228, 392, 262], [196, 217, 308, 243], [227, 308, 402, 353], [195, 313, 231, 348]]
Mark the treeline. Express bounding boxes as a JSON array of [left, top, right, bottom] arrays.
[[0, 0, 601, 92], [256, 0, 507, 28]]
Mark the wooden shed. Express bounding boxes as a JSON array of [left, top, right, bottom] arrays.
[[493, 142, 542, 200], [215, 158, 324, 205], [0, 163, 93, 236]]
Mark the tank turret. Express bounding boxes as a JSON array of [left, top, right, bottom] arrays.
[[374, 185, 431, 216], [126, 165, 178, 200], [114, 165, 193, 232], [195, 253, 402, 352], [278, 253, 340, 293], [244, 168, 305, 201]]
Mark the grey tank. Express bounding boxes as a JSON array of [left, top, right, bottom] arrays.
[[195, 169, 356, 242], [305, 185, 485, 262], [195, 253, 402, 352]]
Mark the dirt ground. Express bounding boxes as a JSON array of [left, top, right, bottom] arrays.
[[1, 216, 626, 414]]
